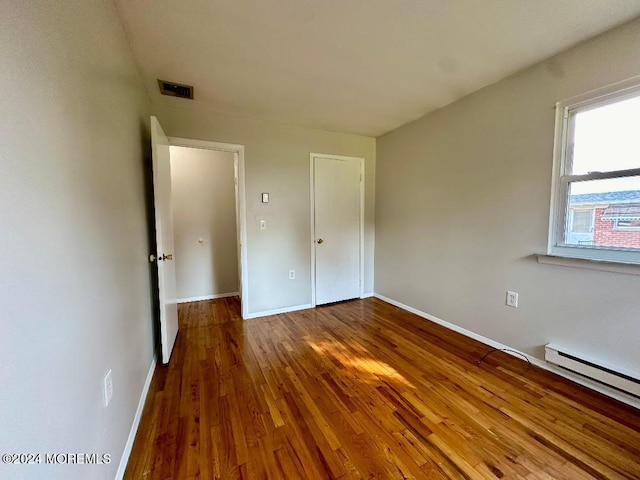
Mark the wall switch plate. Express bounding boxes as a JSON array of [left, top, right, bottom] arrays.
[[289, 270, 295, 280], [259, 220, 266, 230], [506, 291, 519, 308], [261, 193, 269, 203], [103, 369, 113, 407]]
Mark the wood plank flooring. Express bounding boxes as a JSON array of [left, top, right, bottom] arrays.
[[124, 297, 640, 479]]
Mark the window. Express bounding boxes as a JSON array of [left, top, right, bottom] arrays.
[[615, 218, 640, 231], [550, 80, 640, 263], [570, 210, 593, 233], [567, 209, 595, 246]]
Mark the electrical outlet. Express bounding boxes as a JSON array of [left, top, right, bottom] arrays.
[[506, 291, 519, 308], [259, 220, 266, 230], [288, 270, 295, 280], [103, 369, 113, 407]]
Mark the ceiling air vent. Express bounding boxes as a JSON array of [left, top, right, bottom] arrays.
[[157, 79, 194, 99]]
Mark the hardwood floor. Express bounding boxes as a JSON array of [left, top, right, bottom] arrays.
[[124, 297, 640, 479]]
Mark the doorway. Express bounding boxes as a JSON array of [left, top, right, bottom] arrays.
[[168, 137, 249, 317], [310, 153, 364, 306]]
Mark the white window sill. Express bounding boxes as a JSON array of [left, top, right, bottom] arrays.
[[537, 254, 640, 276]]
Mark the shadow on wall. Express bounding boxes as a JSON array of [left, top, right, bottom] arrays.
[[209, 228, 240, 295]]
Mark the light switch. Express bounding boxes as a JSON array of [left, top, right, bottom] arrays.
[[259, 220, 267, 230], [261, 193, 269, 203]]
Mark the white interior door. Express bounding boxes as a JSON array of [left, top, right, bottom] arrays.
[[151, 116, 179, 364], [313, 156, 362, 305]]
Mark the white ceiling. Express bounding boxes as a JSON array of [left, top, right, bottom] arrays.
[[115, 1, 640, 137]]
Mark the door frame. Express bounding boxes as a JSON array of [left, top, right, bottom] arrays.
[[309, 153, 365, 307], [169, 136, 249, 318]]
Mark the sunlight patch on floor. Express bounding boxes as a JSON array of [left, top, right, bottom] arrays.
[[305, 337, 415, 388]]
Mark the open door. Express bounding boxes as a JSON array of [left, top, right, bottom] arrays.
[[151, 116, 178, 364]]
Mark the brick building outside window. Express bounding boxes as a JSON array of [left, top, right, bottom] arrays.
[[567, 190, 640, 249]]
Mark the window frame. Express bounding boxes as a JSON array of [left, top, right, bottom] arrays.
[[549, 78, 640, 264]]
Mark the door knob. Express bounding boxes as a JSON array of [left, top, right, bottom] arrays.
[[317, 239, 324, 244], [160, 253, 173, 261]]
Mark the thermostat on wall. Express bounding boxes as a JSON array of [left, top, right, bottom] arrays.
[[261, 193, 269, 203]]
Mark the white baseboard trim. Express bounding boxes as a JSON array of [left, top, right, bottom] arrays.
[[360, 292, 374, 298], [176, 292, 239, 304], [243, 303, 313, 320], [373, 293, 640, 410], [114, 356, 157, 480]]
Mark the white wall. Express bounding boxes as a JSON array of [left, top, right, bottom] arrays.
[[153, 105, 376, 315], [170, 146, 239, 300], [0, 2, 153, 479], [375, 19, 640, 377]]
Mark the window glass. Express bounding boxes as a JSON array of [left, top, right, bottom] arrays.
[[572, 96, 640, 175], [565, 178, 640, 250]]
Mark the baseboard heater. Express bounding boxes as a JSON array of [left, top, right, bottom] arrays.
[[545, 344, 640, 398]]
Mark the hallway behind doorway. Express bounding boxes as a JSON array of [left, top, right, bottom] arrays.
[[170, 146, 239, 303]]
